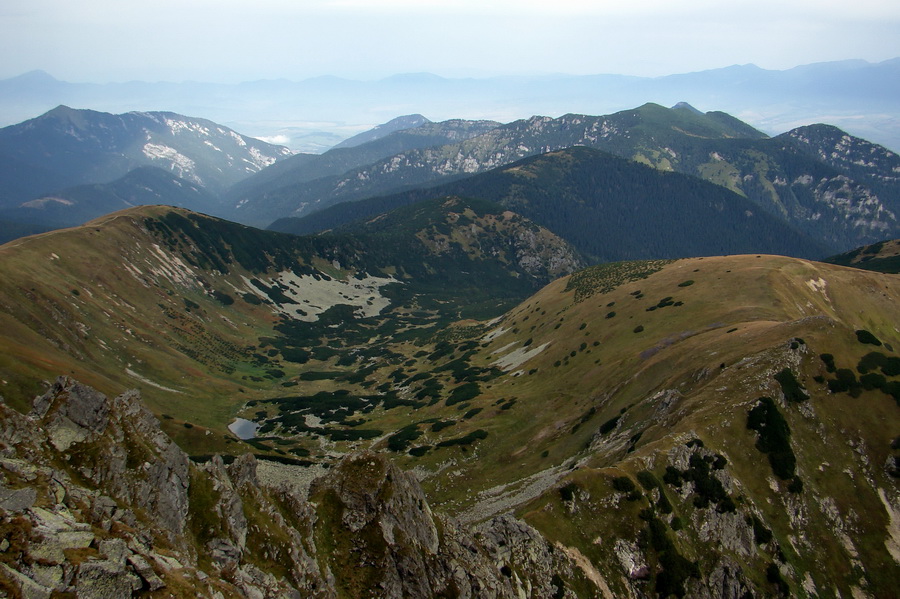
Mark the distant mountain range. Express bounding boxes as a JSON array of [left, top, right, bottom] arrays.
[[0, 106, 291, 237], [274, 147, 831, 262], [2, 103, 899, 257], [1, 59, 898, 153], [257, 104, 900, 254]]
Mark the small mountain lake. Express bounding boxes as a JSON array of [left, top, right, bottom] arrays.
[[228, 418, 258, 440]]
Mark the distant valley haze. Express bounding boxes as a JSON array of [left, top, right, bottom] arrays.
[[2, 60, 900, 155], [1, 0, 898, 151]]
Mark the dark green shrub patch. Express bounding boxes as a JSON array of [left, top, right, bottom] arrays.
[[856, 329, 882, 346], [242, 292, 263, 305], [656, 490, 673, 514], [774, 368, 808, 403], [663, 466, 684, 487], [637, 470, 660, 491], [499, 398, 517, 410], [747, 397, 797, 481], [611, 476, 636, 494], [463, 407, 483, 419], [857, 351, 900, 376], [820, 353, 836, 373], [446, 382, 481, 406], [431, 420, 456, 432], [828, 368, 863, 397], [748, 515, 773, 545], [646, 296, 679, 312], [681, 454, 732, 511], [436, 429, 489, 448], [766, 563, 790, 596], [645, 514, 701, 598], [677, 280, 694, 287], [887, 456, 900, 479], [299, 371, 343, 381], [387, 424, 422, 452], [559, 482, 579, 502], [598, 415, 620, 435], [212, 290, 234, 305], [860, 372, 887, 390]]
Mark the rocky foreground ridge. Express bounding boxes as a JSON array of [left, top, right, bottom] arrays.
[[0, 377, 583, 598], [2, 374, 896, 598]]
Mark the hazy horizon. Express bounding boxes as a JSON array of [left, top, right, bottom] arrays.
[[2, 0, 899, 84], [4, 56, 899, 86]]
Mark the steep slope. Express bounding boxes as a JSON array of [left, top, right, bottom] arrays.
[[232, 103, 764, 226], [825, 238, 900, 273], [286, 254, 899, 598], [224, 117, 500, 223], [331, 113, 431, 149], [0, 167, 219, 242], [274, 146, 832, 261], [243, 104, 900, 251], [0, 105, 292, 206], [0, 203, 580, 430], [0, 377, 584, 598]]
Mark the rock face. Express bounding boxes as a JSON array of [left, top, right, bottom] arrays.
[[307, 452, 580, 599], [30, 378, 190, 537], [0, 378, 577, 598]]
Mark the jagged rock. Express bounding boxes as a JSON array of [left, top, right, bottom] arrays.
[[614, 538, 650, 579], [207, 537, 242, 568], [31, 377, 110, 452], [686, 559, 755, 599], [29, 378, 190, 538], [309, 452, 579, 599], [29, 563, 66, 591], [127, 554, 165, 591], [202, 455, 249, 551], [227, 452, 259, 488], [312, 452, 440, 551], [693, 508, 755, 556]]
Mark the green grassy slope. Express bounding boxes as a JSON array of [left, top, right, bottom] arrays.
[[1, 204, 899, 596]]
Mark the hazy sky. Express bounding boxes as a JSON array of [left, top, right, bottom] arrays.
[[2, 0, 899, 82]]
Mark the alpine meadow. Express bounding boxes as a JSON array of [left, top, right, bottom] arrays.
[[0, 49, 899, 599]]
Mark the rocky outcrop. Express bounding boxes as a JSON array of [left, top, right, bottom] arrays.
[[309, 452, 581, 599], [2, 379, 584, 598], [29, 377, 190, 537]]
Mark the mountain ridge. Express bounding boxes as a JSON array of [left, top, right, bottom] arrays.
[[0, 105, 292, 207], [0, 209, 899, 596], [273, 146, 833, 261]]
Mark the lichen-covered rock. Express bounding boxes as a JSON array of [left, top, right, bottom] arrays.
[[30, 377, 110, 452], [75, 560, 141, 599], [27, 378, 190, 538]]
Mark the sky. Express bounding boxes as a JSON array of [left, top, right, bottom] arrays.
[[1, 0, 899, 82]]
